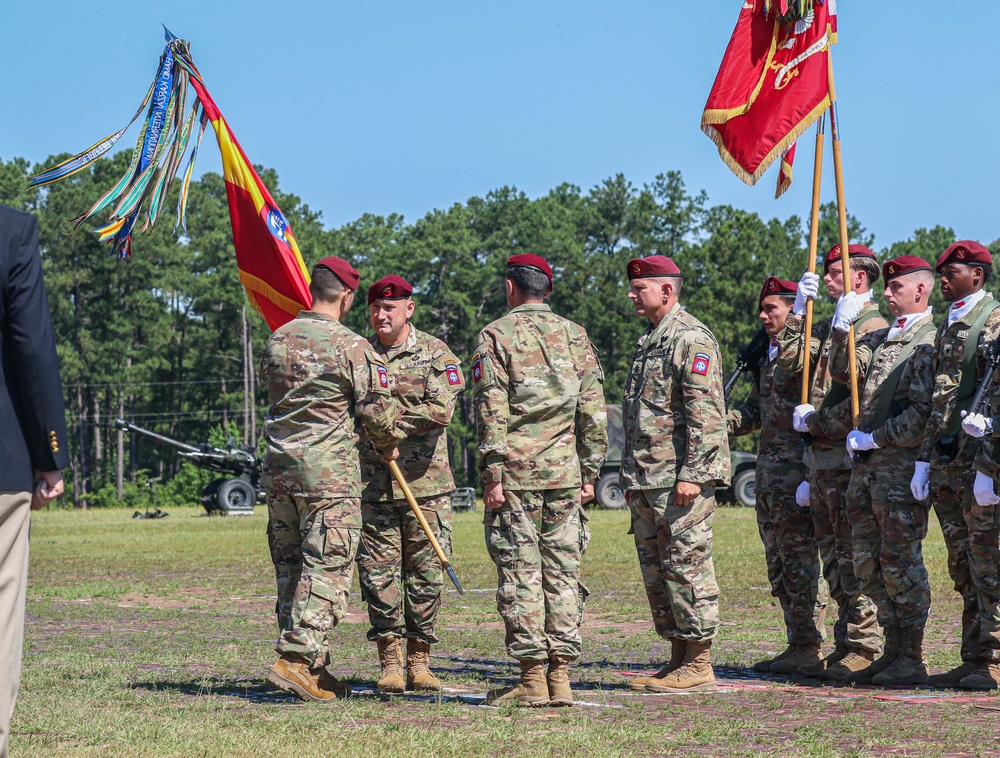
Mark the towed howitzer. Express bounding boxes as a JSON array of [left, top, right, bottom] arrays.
[[724, 327, 770, 406], [114, 418, 261, 515]]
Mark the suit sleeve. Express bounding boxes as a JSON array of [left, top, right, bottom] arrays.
[[5, 214, 69, 472]]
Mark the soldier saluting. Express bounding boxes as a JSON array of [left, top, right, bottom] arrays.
[[357, 274, 465, 694], [621, 255, 730, 694]]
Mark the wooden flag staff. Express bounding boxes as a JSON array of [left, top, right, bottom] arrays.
[[800, 113, 827, 405], [827, 53, 862, 427]]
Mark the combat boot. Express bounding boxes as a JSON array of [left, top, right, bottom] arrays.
[[629, 639, 686, 691], [376, 637, 406, 694], [405, 638, 442, 692], [928, 661, 980, 687], [546, 656, 573, 707], [266, 654, 340, 702], [822, 649, 877, 682], [798, 646, 849, 677], [769, 644, 822, 675], [752, 645, 795, 673], [872, 628, 928, 686], [486, 660, 550, 707], [645, 640, 716, 694], [846, 626, 901, 684], [958, 662, 1000, 691]]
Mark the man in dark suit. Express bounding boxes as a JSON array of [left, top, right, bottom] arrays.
[[0, 204, 69, 758]]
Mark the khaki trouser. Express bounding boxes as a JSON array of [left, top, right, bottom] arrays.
[[0, 492, 31, 758]]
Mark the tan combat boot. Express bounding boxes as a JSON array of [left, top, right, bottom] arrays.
[[821, 649, 877, 682], [958, 662, 1000, 691], [546, 656, 573, 707], [406, 638, 442, 692], [630, 639, 687, 691], [645, 640, 716, 694], [266, 654, 340, 702], [486, 661, 550, 707], [845, 625, 900, 684], [770, 645, 822, 675], [872, 628, 929, 686], [752, 644, 797, 673], [798, 646, 849, 677], [376, 637, 406, 694]]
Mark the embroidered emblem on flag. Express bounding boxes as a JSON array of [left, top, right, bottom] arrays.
[[692, 352, 711, 376], [377, 364, 389, 388], [472, 354, 483, 383], [445, 363, 461, 386]]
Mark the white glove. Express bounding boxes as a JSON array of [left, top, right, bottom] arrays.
[[974, 470, 1000, 506], [831, 292, 865, 332], [961, 411, 994, 439], [846, 430, 879, 453], [910, 461, 930, 502], [792, 272, 822, 315], [795, 480, 811, 508], [793, 403, 815, 433]]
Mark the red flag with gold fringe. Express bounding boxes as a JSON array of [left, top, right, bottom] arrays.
[[702, 0, 836, 194]]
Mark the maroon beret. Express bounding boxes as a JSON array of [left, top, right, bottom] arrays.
[[314, 257, 360, 290], [935, 240, 993, 272], [823, 243, 877, 273], [883, 255, 932, 282], [627, 255, 682, 280], [759, 276, 798, 307], [507, 254, 553, 286], [368, 274, 413, 305]]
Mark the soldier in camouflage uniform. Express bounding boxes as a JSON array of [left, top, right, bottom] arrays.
[[780, 244, 886, 680], [911, 241, 1000, 690], [261, 258, 402, 703], [729, 277, 825, 675], [356, 275, 465, 694], [621, 255, 730, 695], [802, 255, 937, 685], [474, 254, 607, 707]]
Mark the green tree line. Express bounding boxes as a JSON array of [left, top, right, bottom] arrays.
[[0, 154, 984, 507]]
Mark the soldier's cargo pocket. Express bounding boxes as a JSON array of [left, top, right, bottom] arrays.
[[579, 509, 591, 555], [435, 511, 453, 559], [322, 520, 360, 572], [496, 582, 518, 628], [576, 581, 590, 627]]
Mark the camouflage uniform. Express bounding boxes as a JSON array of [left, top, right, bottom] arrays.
[[729, 343, 824, 646], [622, 303, 730, 643], [357, 326, 464, 644], [811, 316, 936, 634], [474, 303, 607, 662], [261, 310, 401, 667], [919, 294, 1000, 664], [777, 305, 886, 654]]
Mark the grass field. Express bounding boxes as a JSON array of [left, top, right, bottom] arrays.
[[12, 503, 1000, 757]]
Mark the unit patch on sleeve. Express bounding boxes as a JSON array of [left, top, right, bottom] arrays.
[[377, 364, 390, 388], [445, 363, 462, 386], [692, 352, 711, 376], [471, 353, 483, 383]]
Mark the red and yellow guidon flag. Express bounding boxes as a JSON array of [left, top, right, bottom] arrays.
[[187, 77, 312, 329], [702, 0, 837, 197]]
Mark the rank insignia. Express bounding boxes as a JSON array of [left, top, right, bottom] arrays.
[[692, 352, 711, 376]]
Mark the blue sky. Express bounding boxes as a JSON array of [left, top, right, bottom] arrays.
[[3, 1, 998, 250]]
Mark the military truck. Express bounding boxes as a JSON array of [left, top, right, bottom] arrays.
[[594, 405, 757, 509]]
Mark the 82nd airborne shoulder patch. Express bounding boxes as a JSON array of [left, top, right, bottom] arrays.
[[445, 363, 462, 386], [377, 364, 390, 388], [471, 353, 483, 383], [692, 352, 711, 376]]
